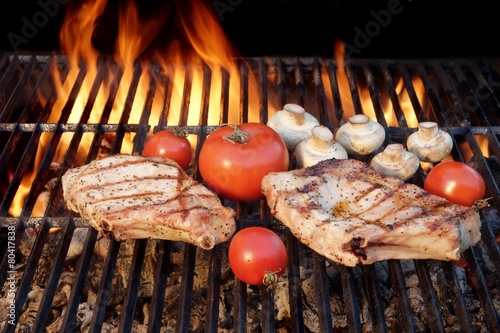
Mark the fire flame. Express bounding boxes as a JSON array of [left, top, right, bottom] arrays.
[[7, 3, 482, 217], [329, 41, 427, 127], [10, 0, 260, 217]]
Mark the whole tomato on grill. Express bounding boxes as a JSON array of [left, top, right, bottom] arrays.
[[198, 123, 289, 202], [228, 227, 288, 288], [424, 161, 486, 207], [142, 129, 192, 170]]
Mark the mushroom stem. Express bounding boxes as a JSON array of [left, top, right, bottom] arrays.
[[311, 126, 334, 150], [283, 103, 306, 125], [370, 143, 420, 180], [418, 122, 439, 141], [348, 114, 372, 131], [383, 143, 404, 162], [335, 114, 386, 155]]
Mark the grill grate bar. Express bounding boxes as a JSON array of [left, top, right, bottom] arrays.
[[119, 239, 148, 333], [314, 254, 334, 331], [60, 226, 98, 331], [239, 61, 250, 124], [414, 260, 446, 333], [380, 62, 408, 128], [274, 58, 288, 107], [0, 56, 37, 123], [340, 266, 362, 333], [256, 59, 268, 124], [388, 260, 417, 332], [199, 64, 212, 126], [441, 261, 475, 332], [147, 240, 172, 333], [32, 219, 76, 332], [415, 62, 444, 125], [179, 65, 194, 126], [292, 58, 306, 109], [285, 233, 305, 332], [232, 278, 247, 333], [469, 61, 500, 125], [261, 285, 276, 332], [88, 240, 121, 332], [324, 59, 344, 128], [344, 59, 365, 116], [361, 62, 388, 128], [1, 56, 500, 332], [397, 63, 427, 123], [176, 244, 197, 332], [219, 67, 230, 125], [480, 221, 500, 279], [361, 265, 388, 333], [464, 247, 500, 331], [0, 56, 24, 117], [311, 58, 331, 127], [204, 245, 222, 333]]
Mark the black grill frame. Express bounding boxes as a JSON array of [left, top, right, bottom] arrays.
[[0, 53, 500, 332]]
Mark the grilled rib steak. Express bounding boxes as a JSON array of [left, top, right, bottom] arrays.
[[261, 158, 481, 266], [62, 154, 236, 250]]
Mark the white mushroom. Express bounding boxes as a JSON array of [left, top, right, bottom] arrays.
[[335, 114, 385, 155], [267, 103, 320, 151], [370, 144, 420, 181], [406, 122, 453, 162], [295, 125, 348, 168]]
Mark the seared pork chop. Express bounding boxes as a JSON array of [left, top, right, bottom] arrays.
[[261, 158, 481, 266], [62, 154, 236, 250]]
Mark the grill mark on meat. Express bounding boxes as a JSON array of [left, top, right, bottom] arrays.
[[294, 162, 471, 236], [62, 154, 236, 249], [102, 191, 217, 215], [261, 158, 481, 266], [85, 157, 178, 173]]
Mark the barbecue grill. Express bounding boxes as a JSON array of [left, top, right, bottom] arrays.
[[1, 50, 500, 332]]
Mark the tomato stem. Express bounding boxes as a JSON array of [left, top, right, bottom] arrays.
[[263, 268, 281, 289], [474, 197, 492, 209], [222, 124, 249, 144]]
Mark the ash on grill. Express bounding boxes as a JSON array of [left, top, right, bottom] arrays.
[[2, 223, 499, 332], [1, 55, 500, 332]]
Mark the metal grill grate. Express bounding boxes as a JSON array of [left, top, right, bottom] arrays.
[[0, 54, 499, 332]]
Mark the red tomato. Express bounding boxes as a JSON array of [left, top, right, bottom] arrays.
[[198, 123, 289, 202], [142, 130, 192, 170], [228, 227, 288, 287], [424, 161, 486, 206]]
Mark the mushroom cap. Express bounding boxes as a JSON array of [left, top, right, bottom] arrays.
[[267, 105, 320, 151], [295, 125, 347, 168], [407, 123, 453, 162], [370, 144, 420, 180], [335, 115, 386, 155]]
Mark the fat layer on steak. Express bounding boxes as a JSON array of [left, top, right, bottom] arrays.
[[62, 154, 236, 250], [261, 158, 481, 266]]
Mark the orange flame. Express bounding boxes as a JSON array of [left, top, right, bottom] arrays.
[[459, 134, 491, 161], [9, 0, 260, 217], [330, 41, 427, 128]]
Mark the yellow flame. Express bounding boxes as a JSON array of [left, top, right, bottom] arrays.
[[8, 0, 261, 216]]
